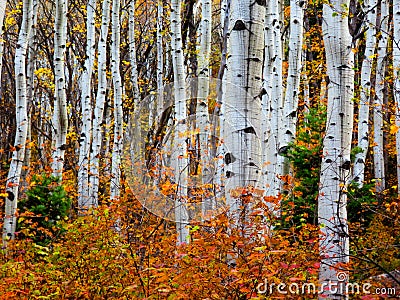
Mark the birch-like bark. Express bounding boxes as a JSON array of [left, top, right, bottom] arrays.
[[373, 0, 388, 193], [263, 0, 283, 197], [261, 1, 273, 199], [155, 0, 165, 146], [280, 0, 304, 151], [52, 0, 68, 178], [353, 0, 377, 187], [224, 0, 265, 223], [110, 0, 123, 200], [197, 0, 212, 215], [89, 0, 111, 205], [157, 0, 164, 102], [0, 2, 5, 37], [214, 0, 230, 202], [3, 0, 34, 243], [0, 0, 6, 88], [318, 0, 354, 297], [146, 0, 164, 185], [171, 0, 189, 244], [78, 0, 96, 209], [23, 0, 38, 183], [196, 0, 212, 150], [302, 48, 310, 116], [128, 0, 139, 106], [394, 0, 400, 193]]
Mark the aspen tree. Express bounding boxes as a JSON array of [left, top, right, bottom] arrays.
[[23, 0, 38, 182], [197, 0, 212, 215], [224, 0, 265, 223], [318, 0, 354, 297], [110, 0, 123, 200], [353, 0, 377, 187], [263, 0, 283, 197], [156, 0, 163, 100], [171, 0, 190, 244], [214, 0, 230, 201], [3, 0, 34, 242], [394, 0, 400, 193], [90, 0, 111, 205], [373, 0, 389, 193], [78, 0, 96, 209], [280, 0, 304, 151], [128, 0, 139, 105], [0, 0, 6, 87], [52, 0, 68, 178]]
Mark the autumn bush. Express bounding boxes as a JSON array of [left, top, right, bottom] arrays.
[[16, 173, 71, 246], [0, 191, 324, 299], [1, 182, 399, 299]]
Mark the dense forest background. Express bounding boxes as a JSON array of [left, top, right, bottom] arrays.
[[0, 0, 399, 298]]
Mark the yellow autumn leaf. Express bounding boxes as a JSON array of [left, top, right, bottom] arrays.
[[390, 124, 399, 134]]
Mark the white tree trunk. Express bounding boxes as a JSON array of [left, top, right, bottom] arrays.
[[78, 0, 96, 209], [353, 0, 377, 186], [3, 0, 34, 243], [197, 0, 212, 215], [52, 0, 68, 178], [302, 49, 309, 115], [394, 0, 400, 193], [23, 0, 38, 184], [171, 0, 189, 244], [373, 0, 388, 193], [224, 0, 265, 224], [0, 2, 5, 36], [89, 0, 111, 206], [0, 0, 6, 88], [128, 0, 139, 105], [263, 0, 283, 197], [197, 0, 212, 156], [110, 0, 123, 201], [280, 0, 304, 151], [157, 0, 164, 100], [214, 0, 230, 204], [261, 0, 274, 201], [318, 0, 354, 298]]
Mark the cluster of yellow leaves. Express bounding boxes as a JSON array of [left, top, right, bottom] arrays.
[[34, 68, 55, 92]]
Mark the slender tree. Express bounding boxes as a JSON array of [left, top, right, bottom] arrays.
[[263, 0, 283, 197], [214, 0, 230, 202], [23, 0, 38, 183], [197, 0, 212, 215], [156, 0, 163, 98], [353, 0, 377, 187], [373, 0, 389, 193], [3, 0, 34, 243], [52, 0, 68, 178], [110, 0, 123, 201], [128, 0, 139, 106], [318, 0, 354, 297], [0, 1, 4, 37], [224, 0, 265, 224], [171, 0, 190, 244], [78, 0, 96, 209], [394, 0, 400, 194], [89, 0, 111, 205], [0, 0, 6, 87], [280, 0, 304, 152]]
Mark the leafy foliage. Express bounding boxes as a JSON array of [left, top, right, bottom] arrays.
[[17, 174, 71, 245], [281, 106, 326, 226], [0, 196, 321, 299]]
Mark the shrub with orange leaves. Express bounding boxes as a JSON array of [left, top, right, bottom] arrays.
[[0, 191, 322, 299]]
